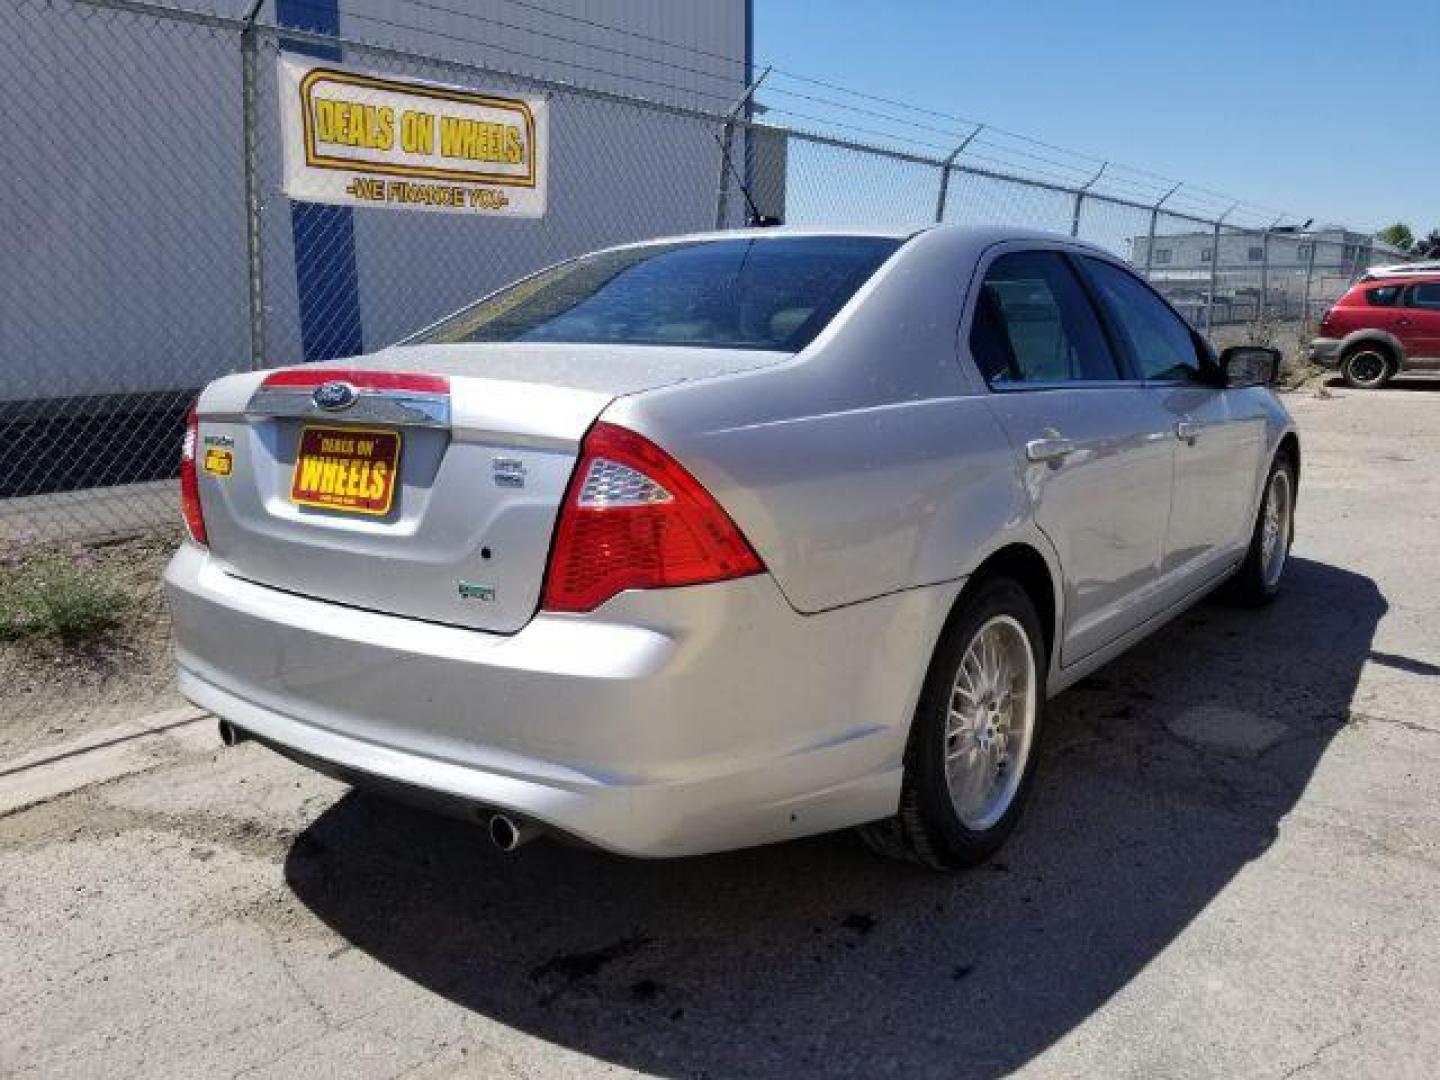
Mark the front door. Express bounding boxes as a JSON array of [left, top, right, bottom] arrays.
[[1076, 256, 1268, 598], [1147, 383, 1267, 585], [969, 249, 1175, 666]]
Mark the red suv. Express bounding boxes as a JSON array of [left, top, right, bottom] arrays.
[[1312, 272, 1440, 388]]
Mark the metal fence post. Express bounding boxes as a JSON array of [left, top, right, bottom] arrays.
[[240, 0, 266, 370], [1300, 235, 1317, 329], [1259, 217, 1281, 323], [934, 124, 982, 224], [1205, 205, 1236, 334], [714, 122, 735, 231], [1256, 229, 1266, 321], [1070, 162, 1106, 238], [714, 67, 769, 230], [1143, 182, 1183, 278], [1206, 221, 1221, 332]]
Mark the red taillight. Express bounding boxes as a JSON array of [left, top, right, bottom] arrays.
[[541, 422, 764, 613], [179, 405, 207, 545]]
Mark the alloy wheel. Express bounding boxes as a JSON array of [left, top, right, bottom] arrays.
[[1261, 468, 1292, 589], [943, 614, 1038, 831]]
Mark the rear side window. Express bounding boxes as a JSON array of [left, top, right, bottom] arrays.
[[414, 236, 902, 353], [1080, 257, 1204, 381], [1409, 283, 1440, 310], [1367, 286, 1402, 306], [969, 251, 1120, 384]]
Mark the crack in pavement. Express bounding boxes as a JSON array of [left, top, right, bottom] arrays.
[[1346, 709, 1440, 739], [1279, 1021, 1364, 1078]]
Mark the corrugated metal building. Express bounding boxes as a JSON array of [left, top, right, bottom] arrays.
[[1, 0, 752, 494]]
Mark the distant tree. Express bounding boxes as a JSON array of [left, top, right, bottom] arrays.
[[1376, 222, 1415, 251], [1418, 229, 1440, 259]]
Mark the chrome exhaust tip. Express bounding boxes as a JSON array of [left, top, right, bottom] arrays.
[[488, 812, 535, 853], [217, 720, 249, 747]]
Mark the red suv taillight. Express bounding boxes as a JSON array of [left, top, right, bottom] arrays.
[[541, 422, 764, 613], [179, 404, 207, 545]]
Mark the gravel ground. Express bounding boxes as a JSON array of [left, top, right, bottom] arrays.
[[1, 381, 1438, 1079], [0, 529, 182, 761]]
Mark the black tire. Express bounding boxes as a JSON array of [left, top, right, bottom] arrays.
[[1340, 344, 1394, 390], [1227, 451, 1296, 607], [859, 576, 1046, 870]]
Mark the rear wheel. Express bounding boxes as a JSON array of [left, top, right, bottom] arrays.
[[860, 577, 1045, 870], [1340, 345, 1394, 389]]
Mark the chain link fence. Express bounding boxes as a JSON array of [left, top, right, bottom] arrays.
[[0, 0, 1411, 746]]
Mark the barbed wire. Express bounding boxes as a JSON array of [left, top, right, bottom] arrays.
[[484, 0, 1317, 222]]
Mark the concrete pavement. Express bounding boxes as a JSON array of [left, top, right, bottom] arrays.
[[2, 382, 1438, 1079]]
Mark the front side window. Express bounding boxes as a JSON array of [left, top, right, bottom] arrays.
[[414, 236, 902, 353], [969, 251, 1120, 384], [1367, 285, 1402, 307], [1409, 283, 1440, 310], [1080, 256, 1205, 382]]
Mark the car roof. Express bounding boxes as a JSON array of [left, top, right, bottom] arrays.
[[595, 224, 1114, 257], [1354, 272, 1440, 288], [1364, 260, 1440, 277]]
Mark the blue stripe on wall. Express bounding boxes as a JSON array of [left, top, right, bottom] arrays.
[[276, 0, 364, 363]]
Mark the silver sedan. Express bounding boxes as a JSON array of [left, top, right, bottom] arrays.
[[165, 226, 1298, 868]]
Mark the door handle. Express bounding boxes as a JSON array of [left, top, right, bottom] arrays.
[[1176, 420, 1202, 443], [1394, 317, 1413, 328], [1025, 436, 1077, 463]]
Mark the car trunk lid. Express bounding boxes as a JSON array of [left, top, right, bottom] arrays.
[[196, 343, 784, 634]]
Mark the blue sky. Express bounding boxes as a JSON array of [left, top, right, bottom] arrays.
[[756, 0, 1439, 233]]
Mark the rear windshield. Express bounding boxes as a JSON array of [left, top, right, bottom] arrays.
[[414, 236, 903, 352]]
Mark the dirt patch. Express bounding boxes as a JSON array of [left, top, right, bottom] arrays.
[[0, 528, 182, 760]]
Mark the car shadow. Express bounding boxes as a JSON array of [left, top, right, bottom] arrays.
[[284, 556, 1383, 1079]]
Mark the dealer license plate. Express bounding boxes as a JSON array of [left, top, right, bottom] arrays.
[[289, 426, 401, 516]]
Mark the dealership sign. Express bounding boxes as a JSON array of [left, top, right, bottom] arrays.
[[277, 55, 547, 217]]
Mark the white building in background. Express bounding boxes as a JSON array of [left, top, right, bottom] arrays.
[[1131, 227, 1409, 324], [1133, 227, 1387, 279]]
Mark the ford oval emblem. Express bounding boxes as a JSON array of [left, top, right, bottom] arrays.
[[312, 380, 357, 411]]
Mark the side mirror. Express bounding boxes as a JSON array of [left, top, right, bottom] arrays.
[[1219, 345, 1280, 388]]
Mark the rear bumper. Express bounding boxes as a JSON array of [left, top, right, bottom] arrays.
[[165, 543, 960, 857], [1308, 338, 1342, 366]]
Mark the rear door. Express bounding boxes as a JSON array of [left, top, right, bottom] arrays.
[[971, 248, 1175, 665], [1077, 256, 1268, 597], [1400, 282, 1440, 365]]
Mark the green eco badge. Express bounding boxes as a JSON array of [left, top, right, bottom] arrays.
[[457, 580, 496, 602]]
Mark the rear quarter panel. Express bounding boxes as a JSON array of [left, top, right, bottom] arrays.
[[605, 229, 1038, 614]]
